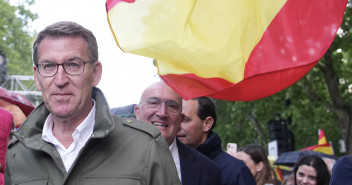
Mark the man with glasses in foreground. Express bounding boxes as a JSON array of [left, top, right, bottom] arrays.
[[5, 21, 181, 185], [134, 81, 222, 185]]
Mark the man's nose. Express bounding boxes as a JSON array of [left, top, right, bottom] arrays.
[[155, 103, 167, 116], [55, 65, 69, 86]]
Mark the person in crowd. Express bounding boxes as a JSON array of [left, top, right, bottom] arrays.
[[5, 21, 181, 185], [234, 144, 277, 185], [330, 154, 352, 185], [0, 108, 13, 185], [322, 157, 335, 175], [111, 104, 137, 118], [281, 172, 294, 185], [293, 155, 330, 185], [176, 97, 256, 185], [134, 81, 223, 185]]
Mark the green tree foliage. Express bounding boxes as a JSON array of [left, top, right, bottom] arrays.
[[214, 1, 352, 155], [0, 0, 37, 75]]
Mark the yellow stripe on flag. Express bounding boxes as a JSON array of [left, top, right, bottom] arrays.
[[318, 129, 328, 145], [313, 144, 334, 155]]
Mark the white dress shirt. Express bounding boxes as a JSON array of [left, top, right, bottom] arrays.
[[42, 100, 96, 172], [169, 138, 182, 181]]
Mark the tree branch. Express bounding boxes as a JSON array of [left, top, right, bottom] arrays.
[[244, 112, 265, 138]]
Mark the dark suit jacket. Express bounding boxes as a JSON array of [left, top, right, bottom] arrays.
[[111, 104, 137, 118], [177, 140, 223, 185], [197, 132, 256, 185]]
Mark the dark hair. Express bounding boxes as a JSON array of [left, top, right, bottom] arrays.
[[33, 21, 98, 66], [195, 97, 216, 130], [294, 155, 330, 185], [238, 144, 276, 185]]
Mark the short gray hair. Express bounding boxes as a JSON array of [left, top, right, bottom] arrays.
[[32, 21, 98, 66]]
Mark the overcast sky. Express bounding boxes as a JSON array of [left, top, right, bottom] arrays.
[[28, 0, 160, 108]]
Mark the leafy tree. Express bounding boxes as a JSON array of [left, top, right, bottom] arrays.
[[0, 0, 37, 76], [214, 1, 352, 155]]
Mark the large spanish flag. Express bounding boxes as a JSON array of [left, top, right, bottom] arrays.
[[106, 0, 348, 101]]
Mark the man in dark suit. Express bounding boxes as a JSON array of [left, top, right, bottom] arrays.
[[133, 81, 222, 185], [177, 97, 256, 185], [111, 104, 137, 118], [330, 155, 352, 185]]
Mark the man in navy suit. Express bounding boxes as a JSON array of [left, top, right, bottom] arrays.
[[177, 97, 256, 185], [111, 104, 136, 118], [134, 81, 222, 185], [330, 155, 352, 185]]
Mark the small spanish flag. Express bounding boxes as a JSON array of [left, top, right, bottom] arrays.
[[301, 129, 334, 155], [275, 165, 284, 182], [268, 156, 291, 182], [106, 0, 348, 101], [318, 129, 328, 145]]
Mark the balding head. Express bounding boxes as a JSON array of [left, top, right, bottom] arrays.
[[135, 81, 184, 145], [139, 81, 182, 103]]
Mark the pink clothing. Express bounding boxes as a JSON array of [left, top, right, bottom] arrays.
[[0, 107, 13, 185], [0, 173, 3, 185]]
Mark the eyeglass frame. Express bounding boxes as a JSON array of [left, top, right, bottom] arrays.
[[36, 59, 94, 77], [142, 97, 182, 114]]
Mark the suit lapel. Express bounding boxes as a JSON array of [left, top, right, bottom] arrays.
[[177, 139, 202, 185]]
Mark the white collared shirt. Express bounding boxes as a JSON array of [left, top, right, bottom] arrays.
[[169, 138, 182, 181], [42, 100, 96, 172]]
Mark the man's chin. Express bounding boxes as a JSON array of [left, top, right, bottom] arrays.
[[176, 136, 186, 143], [48, 106, 72, 118]]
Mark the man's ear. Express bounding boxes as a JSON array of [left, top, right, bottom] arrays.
[[203, 116, 214, 132], [92, 61, 102, 86], [256, 161, 264, 172], [134, 105, 140, 119], [33, 66, 42, 90]]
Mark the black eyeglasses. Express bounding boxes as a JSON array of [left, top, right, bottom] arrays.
[[143, 98, 181, 114], [37, 59, 93, 77]]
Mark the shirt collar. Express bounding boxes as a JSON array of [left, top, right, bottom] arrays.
[[42, 99, 96, 145], [73, 99, 96, 140], [169, 138, 177, 151], [169, 138, 181, 180]]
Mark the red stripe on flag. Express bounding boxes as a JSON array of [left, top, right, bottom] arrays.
[[160, 74, 234, 99], [161, 62, 316, 101], [301, 142, 334, 155], [106, 0, 135, 12], [318, 129, 325, 141], [276, 166, 284, 182], [301, 143, 331, 151], [244, 0, 347, 78]]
